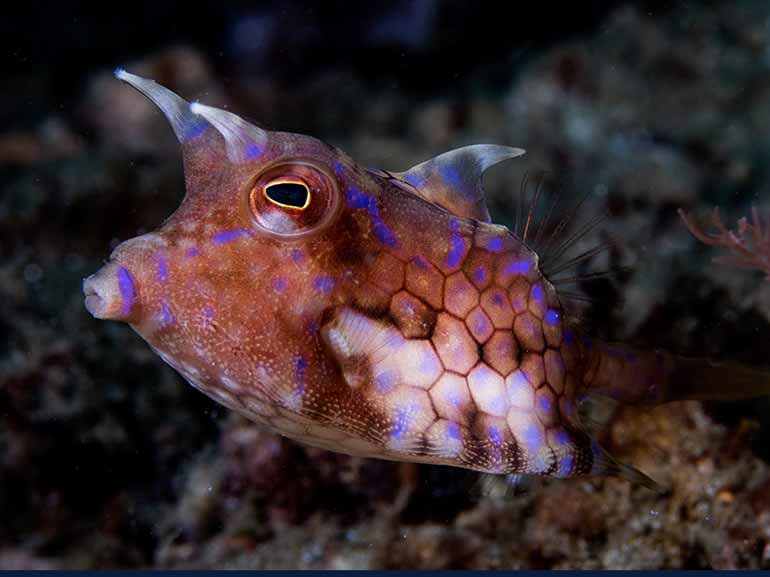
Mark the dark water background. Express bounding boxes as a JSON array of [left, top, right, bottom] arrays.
[[2, 0, 770, 568]]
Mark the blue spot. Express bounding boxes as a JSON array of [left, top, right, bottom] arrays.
[[212, 228, 252, 244], [391, 407, 411, 439], [554, 430, 569, 446], [447, 422, 461, 441], [160, 301, 174, 327], [488, 425, 502, 447], [531, 284, 543, 303], [538, 396, 551, 413], [345, 187, 398, 247], [372, 217, 398, 247], [446, 218, 464, 268], [294, 356, 307, 396], [203, 306, 213, 323], [545, 309, 560, 326], [413, 255, 429, 270], [155, 255, 168, 284], [503, 259, 530, 275], [308, 320, 319, 335], [558, 452, 573, 477], [564, 329, 574, 346], [485, 237, 504, 252], [182, 119, 209, 141], [245, 143, 263, 159], [333, 162, 344, 177], [291, 249, 305, 263], [117, 267, 135, 316], [474, 315, 489, 336], [583, 335, 592, 350], [345, 187, 370, 209], [492, 291, 504, 307], [186, 247, 201, 258], [403, 171, 426, 188], [473, 266, 486, 284], [523, 423, 542, 453], [272, 277, 287, 292], [313, 276, 335, 293], [439, 164, 462, 189], [374, 371, 397, 394]]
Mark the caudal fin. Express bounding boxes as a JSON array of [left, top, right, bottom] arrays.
[[584, 341, 770, 405]]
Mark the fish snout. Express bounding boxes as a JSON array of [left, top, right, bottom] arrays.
[[83, 260, 137, 321], [83, 233, 165, 321]]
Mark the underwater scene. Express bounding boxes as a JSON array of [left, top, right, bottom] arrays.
[[2, 0, 770, 569]]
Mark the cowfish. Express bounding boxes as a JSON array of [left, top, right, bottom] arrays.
[[83, 70, 770, 491]]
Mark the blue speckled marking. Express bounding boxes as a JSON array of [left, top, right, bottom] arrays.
[[419, 349, 440, 375], [186, 247, 201, 258], [554, 430, 569, 446], [523, 423, 542, 453], [272, 277, 287, 292], [545, 309, 560, 325], [504, 259, 530, 275], [391, 406, 411, 439], [160, 301, 174, 327], [538, 395, 551, 413], [473, 314, 490, 336], [117, 267, 135, 316], [308, 319, 319, 335], [558, 452, 573, 477], [291, 249, 305, 263], [345, 187, 398, 248], [446, 218, 464, 268], [245, 143, 263, 159], [333, 161, 344, 177], [374, 371, 397, 394], [294, 356, 307, 396], [182, 119, 209, 141], [473, 265, 486, 284], [156, 255, 168, 284], [488, 425, 502, 447], [313, 275, 335, 293], [203, 305, 213, 324], [402, 171, 426, 189], [439, 164, 462, 189], [212, 228, 252, 244], [485, 237, 504, 252], [492, 290, 505, 307], [413, 256, 429, 270], [447, 421, 461, 441], [531, 284, 543, 303]]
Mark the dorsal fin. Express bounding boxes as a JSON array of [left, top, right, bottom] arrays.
[[392, 145, 525, 222]]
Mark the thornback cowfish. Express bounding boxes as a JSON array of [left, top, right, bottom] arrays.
[[83, 70, 770, 492]]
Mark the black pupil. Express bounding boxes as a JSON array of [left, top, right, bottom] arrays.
[[266, 182, 308, 208]]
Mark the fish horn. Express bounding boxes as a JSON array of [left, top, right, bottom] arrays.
[[114, 69, 208, 142], [189, 102, 268, 163]]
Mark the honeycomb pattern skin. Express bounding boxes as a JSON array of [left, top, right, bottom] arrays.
[[85, 75, 676, 484]]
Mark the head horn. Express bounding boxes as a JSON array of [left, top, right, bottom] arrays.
[[189, 102, 268, 163], [114, 68, 208, 142]]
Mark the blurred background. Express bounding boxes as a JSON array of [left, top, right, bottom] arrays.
[[2, 0, 770, 569]]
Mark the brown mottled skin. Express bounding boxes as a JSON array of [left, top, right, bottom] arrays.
[[83, 72, 770, 490]]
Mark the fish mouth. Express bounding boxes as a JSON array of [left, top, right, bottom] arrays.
[[82, 261, 136, 321]]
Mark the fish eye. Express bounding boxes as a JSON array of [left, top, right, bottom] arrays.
[[263, 180, 310, 210], [247, 161, 340, 237]]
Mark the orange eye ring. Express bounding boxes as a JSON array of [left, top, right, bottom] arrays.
[[263, 178, 311, 211], [246, 160, 341, 238]]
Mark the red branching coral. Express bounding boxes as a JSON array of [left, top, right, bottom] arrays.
[[678, 206, 770, 279]]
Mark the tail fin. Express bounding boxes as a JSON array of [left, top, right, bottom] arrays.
[[584, 341, 770, 405]]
